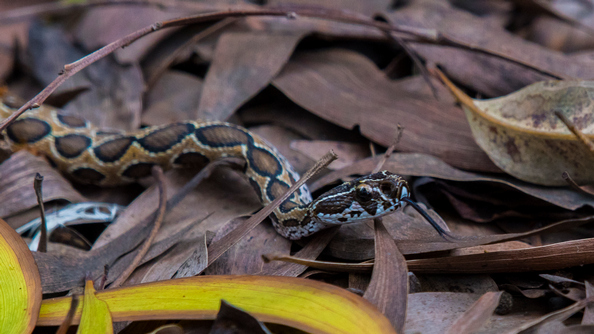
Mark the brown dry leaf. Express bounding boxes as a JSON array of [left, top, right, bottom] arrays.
[[441, 72, 594, 186], [197, 31, 306, 121], [140, 233, 208, 283], [28, 21, 143, 130], [0, 151, 85, 217], [405, 293, 482, 334], [363, 219, 408, 332], [385, 1, 594, 96], [444, 291, 503, 334], [142, 70, 203, 126], [74, 4, 193, 64], [290, 140, 370, 170], [240, 103, 365, 142], [205, 217, 290, 275], [273, 48, 498, 172]]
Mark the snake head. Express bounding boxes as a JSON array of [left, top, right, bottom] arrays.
[[310, 170, 410, 225]]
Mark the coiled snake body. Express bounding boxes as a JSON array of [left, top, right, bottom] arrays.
[[0, 94, 413, 240]]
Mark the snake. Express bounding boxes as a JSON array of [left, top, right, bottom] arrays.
[[0, 91, 451, 240]]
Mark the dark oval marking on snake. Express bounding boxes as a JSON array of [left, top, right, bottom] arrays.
[[247, 146, 281, 178], [94, 136, 135, 163], [57, 114, 87, 128], [194, 124, 249, 147], [173, 151, 210, 168], [267, 179, 291, 201], [122, 163, 155, 179], [137, 123, 195, 153], [71, 168, 106, 183], [54, 134, 91, 159], [6, 118, 51, 144]]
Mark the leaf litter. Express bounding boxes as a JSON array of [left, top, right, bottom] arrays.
[[2, 0, 594, 333]]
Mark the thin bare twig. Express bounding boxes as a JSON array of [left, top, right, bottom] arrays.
[[111, 166, 167, 288], [33, 173, 48, 253], [204, 150, 338, 272]]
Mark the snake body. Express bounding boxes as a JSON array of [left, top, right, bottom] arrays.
[[0, 93, 411, 240]]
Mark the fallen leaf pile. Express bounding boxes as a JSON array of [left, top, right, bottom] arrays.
[[2, 0, 594, 333]]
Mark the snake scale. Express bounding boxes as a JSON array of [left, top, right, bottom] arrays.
[[0, 92, 439, 240]]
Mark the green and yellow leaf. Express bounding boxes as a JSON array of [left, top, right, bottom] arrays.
[[38, 275, 395, 334], [0, 218, 42, 334], [76, 280, 113, 334]]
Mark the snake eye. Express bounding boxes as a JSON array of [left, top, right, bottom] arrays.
[[355, 184, 373, 202]]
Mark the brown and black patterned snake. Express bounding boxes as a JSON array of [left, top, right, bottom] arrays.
[[0, 91, 452, 240]]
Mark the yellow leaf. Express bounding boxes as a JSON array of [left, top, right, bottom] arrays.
[[439, 70, 594, 186], [0, 218, 41, 334], [38, 275, 395, 334], [76, 281, 113, 334]]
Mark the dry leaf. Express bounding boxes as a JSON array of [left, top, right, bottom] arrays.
[[38, 275, 396, 334], [0, 151, 85, 217], [273, 48, 498, 172], [441, 72, 594, 185], [444, 291, 503, 334], [363, 219, 408, 332], [0, 217, 41, 334], [197, 32, 305, 121]]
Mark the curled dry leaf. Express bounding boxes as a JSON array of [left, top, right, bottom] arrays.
[[440, 71, 594, 186], [76, 280, 113, 334], [0, 217, 41, 334], [38, 275, 396, 334]]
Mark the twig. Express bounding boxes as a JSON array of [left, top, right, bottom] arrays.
[[1, 7, 569, 133], [373, 125, 403, 173], [33, 173, 48, 253], [204, 150, 338, 272], [110, 166, 167, 288], [555, 111, 594, 154]]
